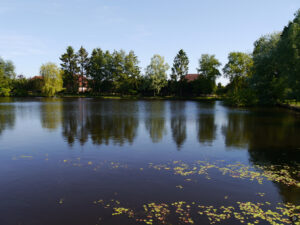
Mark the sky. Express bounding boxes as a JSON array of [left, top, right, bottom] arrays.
[[0, 0, 299, 84]]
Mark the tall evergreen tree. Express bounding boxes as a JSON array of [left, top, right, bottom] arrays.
[[77, 46, 89, 92], [170, 49, 189, 96], [60, 46, 79, 93], [171, 49, 189, 82]]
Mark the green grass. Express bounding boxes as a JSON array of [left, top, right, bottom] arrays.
[[285, 100, 300, 107]]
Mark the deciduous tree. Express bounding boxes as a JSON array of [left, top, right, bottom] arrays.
[[145, 55, 169, 96], [40, 63, 63, 96]]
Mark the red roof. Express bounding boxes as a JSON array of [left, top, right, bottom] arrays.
[[184, 74, 199, 82], [31, 76, 43, 80]]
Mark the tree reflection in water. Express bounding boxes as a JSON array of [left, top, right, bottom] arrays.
[[222, 108, 300, 205], [145, 101, 166, 143], [196, 101, 217, 145], [170, 101, 186, 149], [0, 98, 15, 136], [60, 99, 139, 146]]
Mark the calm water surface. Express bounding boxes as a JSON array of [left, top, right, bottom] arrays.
[[0, 98, 299, 225]]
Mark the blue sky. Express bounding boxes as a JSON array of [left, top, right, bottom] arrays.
[[0, 0, 299, 84]]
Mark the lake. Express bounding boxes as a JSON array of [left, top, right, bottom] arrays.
[[0, 98, 299, 225]]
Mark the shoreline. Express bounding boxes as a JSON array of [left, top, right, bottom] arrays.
[[0, 95, 224, 101], [278, 103, 300, 113]]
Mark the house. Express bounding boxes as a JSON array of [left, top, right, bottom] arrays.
[[77, 75, 90, 93], [184, 74, 200, 82]]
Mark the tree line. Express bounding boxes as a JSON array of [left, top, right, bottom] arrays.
[[1, 9, 300, 106]]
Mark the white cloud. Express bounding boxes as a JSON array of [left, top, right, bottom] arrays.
[[0, 34, 47, 57]]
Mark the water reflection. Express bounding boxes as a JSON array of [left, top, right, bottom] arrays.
[[222, 109, 300, 163], [221, 111, 250, 148], [60, 99, 139, 146], [85, 100, 139, 146], [0, 99, 15, 136], [40, 98, 63, 131], [196, 102, 217, 145], [145, 101, 166, 143], [61, 99, 87, 145], [170, 101, 186, 149], [1, 98, 300, 224], [221, 108, 300, 205]]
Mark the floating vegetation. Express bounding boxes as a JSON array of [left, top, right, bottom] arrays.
[[94, 199, 300, 225], [12, 155, 300, 224], [61, 158, 128, 171], [15, 154, 299, 188], [149, 161, 300, 187], [58, 198, 64, 204], [12, 155, 33, 160], [256, 192, 265, 197], [176, 185, 184, 189]]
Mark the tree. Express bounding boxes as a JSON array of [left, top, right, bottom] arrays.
[[60, 46, 79, 93], [40, 63, 63, 96], [197, 54, 221, 94], [12, 75, 30, 96], [171, 49, 189, 81], [0, 57, 15, 96], [171, 49, 189, 96], [223, 52, 253, 84], [124, 50, 141, 93], [223, 52, 253, 89], [277, 10, 300, 101], [251, 33, 284, 105], [77, 46, 89, 92], [87, 48, 112, 93], [145, 54, 169, 96], [111, 50, 126, 93]]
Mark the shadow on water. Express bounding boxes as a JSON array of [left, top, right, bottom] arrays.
[[221, 107, 300, 205]]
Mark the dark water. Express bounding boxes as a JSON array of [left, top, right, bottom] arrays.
[[0, 98, 299, 225]]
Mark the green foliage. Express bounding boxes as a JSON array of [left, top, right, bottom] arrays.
[[40, 63, 63, 96], [0, 57, 15, 96], [12, 75, 30, 96], [87, 48, 112, 93], [197, 54, 221, 94], [197, 54, 221, 80], [223, 52, 255, 106], [146, 54, 169, 96], [277, 10, 300, 101], [225, 88, 257, 107], [121, 50, 141, 94], [171, 49, 189, 82], [250, 33, 285, 105], [60, 46, 79, 93], [170, 49, 189, 96], [223, 52, 253, 85]]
